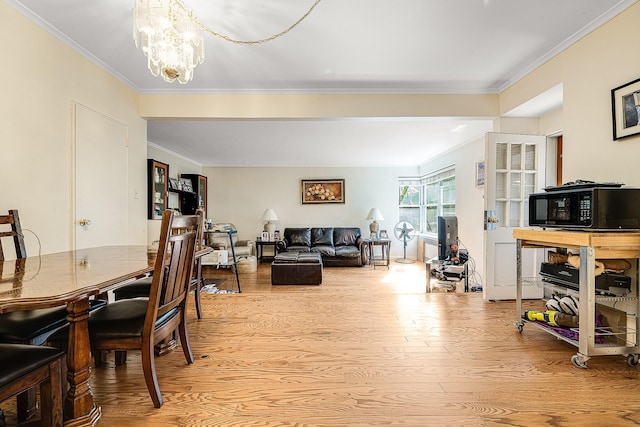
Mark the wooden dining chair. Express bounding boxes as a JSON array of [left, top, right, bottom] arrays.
[[0, 210, 72, 421], [0, 344, 65, 426], [112, 209, 206, 319], [0, 209, 106, 420], [0, 209, 26, 261], [51, 210, 199, 408]]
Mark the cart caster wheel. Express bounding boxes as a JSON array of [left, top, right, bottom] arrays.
[[626, 354, 639, 367], [516, 323, 524, 333], [571, 354, 588, 369]]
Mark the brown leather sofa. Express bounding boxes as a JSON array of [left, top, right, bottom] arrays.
[[275, 227, 367, 267]]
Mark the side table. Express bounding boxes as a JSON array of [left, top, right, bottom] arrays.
[[367, 239, 391, 269], [255, 240, 278, 262], [204, 229, 241, 293]]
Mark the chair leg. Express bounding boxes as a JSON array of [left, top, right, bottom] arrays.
[[194, 259, 204, 319], [16, 388, 37, 421], [178, 312, 195, 365], [141, 342, 162, 408], [39, 357, 64, 427], [193, 281, 202, 320], [115, 350, 127, 366], [94, 350, 107, 368]]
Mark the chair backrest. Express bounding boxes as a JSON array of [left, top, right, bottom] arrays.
[[195, 209, 205, 251], [0, 209, 27, 261], [145, 210, 200, 334]]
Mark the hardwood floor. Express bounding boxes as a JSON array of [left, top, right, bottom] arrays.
[[5, 261, 640, 426]]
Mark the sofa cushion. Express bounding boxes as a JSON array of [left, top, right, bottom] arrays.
[[335, 245, 361, 258], [284, 228, 311, 247], [311, 245, 336, 257], [286, 246, 311, 253], [333, 227, 360, 246], [311, 228, 334, 247]]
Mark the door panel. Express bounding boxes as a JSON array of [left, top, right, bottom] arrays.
[[484, 132, 545, 300], [74, 104, 128, 249]]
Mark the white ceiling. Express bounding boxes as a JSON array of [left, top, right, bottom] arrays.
[[7, 0, 636, 166]]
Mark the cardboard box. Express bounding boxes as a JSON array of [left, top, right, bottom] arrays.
[[596, 303, 628, 346], [201, 250, 228, 265]]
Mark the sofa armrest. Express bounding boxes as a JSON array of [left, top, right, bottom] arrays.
[[276, 240, 288, 252], [356, 237, 368, 265]]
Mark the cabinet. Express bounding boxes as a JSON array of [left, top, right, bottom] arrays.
[[514, 229, 640, 368], [179, 174, 207, 215], [147, 159, 169, 219]]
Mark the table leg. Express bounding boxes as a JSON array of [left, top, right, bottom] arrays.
[[64, 298, 101, 426]]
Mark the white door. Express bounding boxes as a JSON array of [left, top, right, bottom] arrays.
[[484, 132, 546, 300], [74, 103, 129, 249]]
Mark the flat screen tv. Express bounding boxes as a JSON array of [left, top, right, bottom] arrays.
[[437, 215, 458, 260]]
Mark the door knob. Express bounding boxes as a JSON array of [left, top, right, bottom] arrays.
[[79, 219, 91, 226]]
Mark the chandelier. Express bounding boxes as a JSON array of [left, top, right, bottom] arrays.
[[134, 0, 204, 84], [133, 0, 322, 84]]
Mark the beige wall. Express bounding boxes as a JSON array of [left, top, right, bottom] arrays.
[[140, 93, 500, 120], [502, 2, 640, 186], [0, 2, 147, 257], [202, 166, 416, 259], [5, 0, 640, 265]]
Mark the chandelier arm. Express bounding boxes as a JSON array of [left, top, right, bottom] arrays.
[[182, 0, 322, 45]]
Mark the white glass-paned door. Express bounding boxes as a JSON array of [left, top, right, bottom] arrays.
[[484, 133, 546, 301]]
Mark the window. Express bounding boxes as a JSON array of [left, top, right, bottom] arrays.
[[398, 181, 422, 230], [399, 167, 455, 234]]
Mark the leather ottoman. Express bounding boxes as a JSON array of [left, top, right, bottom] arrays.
[[271, 252, 323, 285]]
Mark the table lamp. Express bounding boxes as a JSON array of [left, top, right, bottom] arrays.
[[366, 208, 384, 236], [261, 208, 279, 236]]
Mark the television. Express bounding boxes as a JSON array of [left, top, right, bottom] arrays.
[[437, 215, 458, 261]]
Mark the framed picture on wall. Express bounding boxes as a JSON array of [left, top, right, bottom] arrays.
[[168, 178, 179, 190], [475, 161, 485, 187], [179, 177, 193, 192], [301, 179, 345, 204], [612, 76, 640, 140]]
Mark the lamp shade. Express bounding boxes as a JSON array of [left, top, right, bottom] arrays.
[[366, 208, 384, 221], [261, 209, 279, 222]]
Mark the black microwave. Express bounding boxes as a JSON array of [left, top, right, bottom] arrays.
[[529, 187, 640, 229]]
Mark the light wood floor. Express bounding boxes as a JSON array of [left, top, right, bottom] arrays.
[[6, 261, 640, 426]]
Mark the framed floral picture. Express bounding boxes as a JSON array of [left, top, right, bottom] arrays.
[[301, 179, 345, 204], [612, 77, 640, 140]]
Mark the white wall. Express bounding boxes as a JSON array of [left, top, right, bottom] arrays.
[[418, 136, 486, 282], [202, 166, 417, 259], [0, 2, 147, 258]]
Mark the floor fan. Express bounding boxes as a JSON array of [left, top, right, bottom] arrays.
[[394, 221, 417, 263]]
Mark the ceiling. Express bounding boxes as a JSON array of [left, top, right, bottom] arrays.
[[7, 0, 636, 167]]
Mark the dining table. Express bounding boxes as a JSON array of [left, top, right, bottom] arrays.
[[0, 244, 210, 426]]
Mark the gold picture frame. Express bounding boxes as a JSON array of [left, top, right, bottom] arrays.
[[301, 179, 345, 204]]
